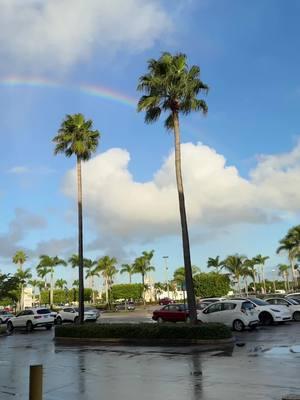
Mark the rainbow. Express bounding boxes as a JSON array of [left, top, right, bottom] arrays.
[[0, 76, 137, 109]]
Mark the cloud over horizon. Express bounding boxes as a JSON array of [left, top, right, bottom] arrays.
[[62, 141, 300, 254]]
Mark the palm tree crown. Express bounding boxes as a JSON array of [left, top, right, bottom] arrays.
[[137, 52, 208, 128], [207, 256, 223, 273], [13, 251, 28, 270], [53, 113, 100, 161], [120, 263, 136, 284]]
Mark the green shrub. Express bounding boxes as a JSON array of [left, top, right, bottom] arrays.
[[193, 272, 231, 298], [55, 322, 232, 340], [110, 284, 143, 301]]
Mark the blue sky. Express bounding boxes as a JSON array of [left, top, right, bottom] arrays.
[[1, 0, 300, 286]]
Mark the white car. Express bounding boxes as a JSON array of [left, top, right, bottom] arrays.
[[55, 307, 99, 324], [233, 297, 292, 325], [197, 300, 259, 332], [7, 308, 54, 332], [265, 297, 300, 321]]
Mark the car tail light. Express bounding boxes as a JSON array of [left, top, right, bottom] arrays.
[[34, 316, 42, 319]]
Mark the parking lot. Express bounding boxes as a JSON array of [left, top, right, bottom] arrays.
[[0, 320, 299, 400]]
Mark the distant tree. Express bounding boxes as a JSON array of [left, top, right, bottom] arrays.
[[120, 264, 136, 284], [207, 256, 223, 273], [133, 251, 155, 304], [92, 256, 118, 305], [253, 255, 269, 293], [15, 268, 32, 309], [12, 251, 28, 309], [54, 113, 100, 323], [278, 264, 290, 292], [55, 279, 67, 289], [222, 255, 246, 294]]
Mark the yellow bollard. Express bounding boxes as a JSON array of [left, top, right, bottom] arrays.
[[29, 365, 43, 400]]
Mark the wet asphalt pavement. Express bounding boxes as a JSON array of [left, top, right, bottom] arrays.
[[0, 321, 299, 400]]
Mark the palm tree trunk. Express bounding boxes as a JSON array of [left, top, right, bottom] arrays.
[[244, 277, 248, 297], [253, 273, 256, 293], [142, 273, 145, 306], [129, 273, 132, 284], [77, 158, 85, 324], [237, 277, 241, 295], [105, 278, 109, 306], [173, 112, 197, 324], [261, 265, 266, 294], [50, 269, 54, 307], [291, 258, 297, 288], [286, 273, 290, 291]]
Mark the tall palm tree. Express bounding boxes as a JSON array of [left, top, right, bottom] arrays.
[[133, 252, 155, 305], [15, 268, 32, 310], [222, 255, 246, 294], [55, 279, 67, 289], [137, 52, 208, 323], [37, 255, 67, 307], [93, 256, 118, 306], [277, 226, 300, 287], [12, 251, 28, 309], [28, 279, 39, 303], [37, 280, 46, 305], [278, 264, 290, 292], [253, 255, 269, 294], [54, 114, 100, 323], [120, 263, 136, 284], [85, 259, 97, 303], [207, 256, 223, 273]]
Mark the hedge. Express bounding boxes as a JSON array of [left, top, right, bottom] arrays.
[[193, 272, 231, 298], [110, 284, 143, 301], [55, 322, 232, 341]]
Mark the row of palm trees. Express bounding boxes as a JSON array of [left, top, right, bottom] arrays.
[[11, 249, 156, 308]]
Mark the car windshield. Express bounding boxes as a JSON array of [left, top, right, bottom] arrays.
[[249, 298, 268, 306], [287, 298, 299, 305], [37, 309, 51, 314]]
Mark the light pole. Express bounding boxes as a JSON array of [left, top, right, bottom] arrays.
[[272, 269, 276, 293], [163, 256, 169, 298]]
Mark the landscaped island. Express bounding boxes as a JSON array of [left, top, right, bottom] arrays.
[[55, 323, 232, 346]]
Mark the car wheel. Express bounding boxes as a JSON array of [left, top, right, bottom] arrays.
[[26, 321, 33, 332], [293, 311, 300, 321], [259, 312, 273, 326], [46, 325, 52, 330], [7, 321, 14, 333], [157, 317, 164, 323], [74, 316, 79, 324], [233, 319, 244, 332], [56, 317, 62, 325]]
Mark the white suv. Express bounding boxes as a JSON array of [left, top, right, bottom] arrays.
[[233, 297, 292, 325], [55, 307, 98, 324], [197, 300, 259, 331], [7, 308, 54, 332]]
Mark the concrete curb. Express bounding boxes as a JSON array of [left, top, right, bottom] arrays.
[[55, 336, 235, 347]]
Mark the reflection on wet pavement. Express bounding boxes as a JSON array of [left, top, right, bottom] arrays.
[[1, 323, 300, 400]]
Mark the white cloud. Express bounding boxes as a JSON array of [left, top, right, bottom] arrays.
[[8, 166, 30, 174], [0, 0, 172, 72], [64, 141, 300, 254]]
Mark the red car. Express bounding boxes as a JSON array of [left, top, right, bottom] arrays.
[[158, 297, 175, 306], [152, 304, 189, 323]]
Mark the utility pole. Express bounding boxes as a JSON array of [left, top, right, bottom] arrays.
[[163, 256, 169, 298]]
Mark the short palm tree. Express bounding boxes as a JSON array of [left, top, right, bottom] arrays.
[[137, 52, 208, 323], [37, 255, 67, 307], [12, 250, 28, 272], [244, 258, 258, 293], [222, 255, 246, 294], [173, 266, 200, 286], [53, 114, 100, 323], [133, 251, 155, 305], [278, 264, 290, 292], [15, 268, 32, 310], [120, 263, 136, 284], [277, 226, 300, 287], [207, 256, 223, 273], [253, 255, 269, 294], [28, 279, 39, 303], [92, 256, 118, 306], [55, 279, 67, 289], [13, 251, 28, 309]]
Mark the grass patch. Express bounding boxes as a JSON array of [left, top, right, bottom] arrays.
[[55, 323, 232, 341]]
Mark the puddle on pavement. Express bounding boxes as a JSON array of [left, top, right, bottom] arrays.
[[249, 344, 300, 357]]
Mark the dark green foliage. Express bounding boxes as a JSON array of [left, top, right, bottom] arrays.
[[40, 288, 93, 304], [110, 284, 143, 300], [0, 273, 20, 302], [55, 322, 232, 340], [193, 272, 231, 298]]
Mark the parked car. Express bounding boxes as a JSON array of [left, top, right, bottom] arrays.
[[158, 298, 175, 306], [286, 292, 300, 300], [55, 307, 99, 324], [7, 308, 54, 332], [197, 300, 259, 332], [197, 300, 215, 310], [0, 311, 14, 324], [152, 303, 189, 323], [265, 297, 300, 321], [232, 297, 292, 325], [115, 302, 135, 311], [199, 297, 227, 303]]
